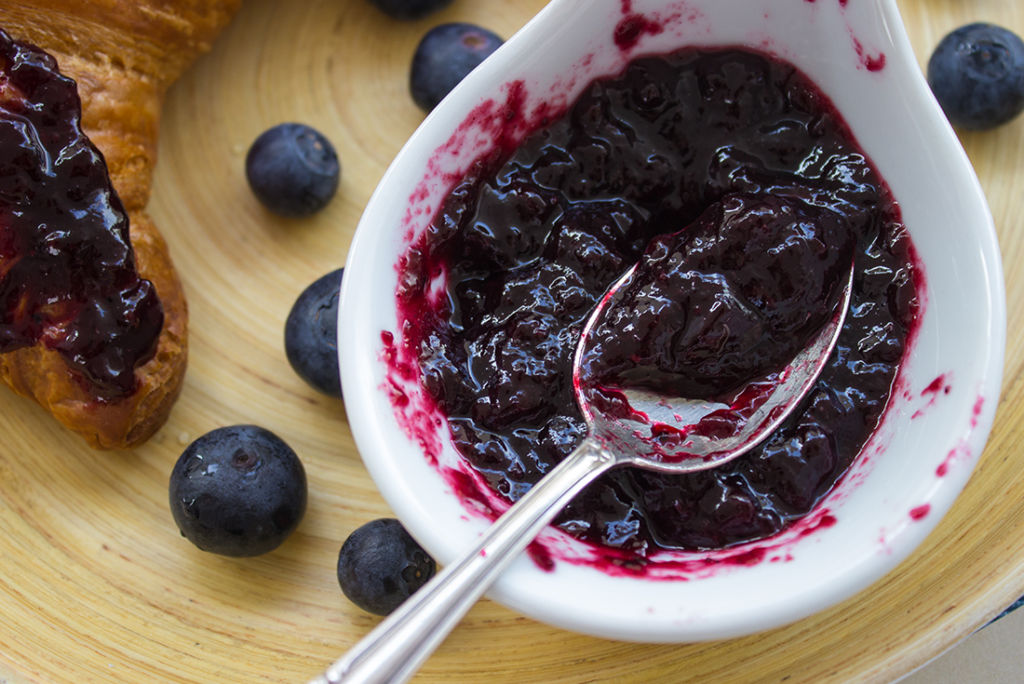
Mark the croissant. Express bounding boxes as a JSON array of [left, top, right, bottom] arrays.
[[0, 1, 241, 448]]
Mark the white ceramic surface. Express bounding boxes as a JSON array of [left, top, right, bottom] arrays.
[[339, 0, 1005, 642]]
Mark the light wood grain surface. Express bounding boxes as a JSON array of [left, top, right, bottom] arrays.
[[1, 0, 1022, 682]]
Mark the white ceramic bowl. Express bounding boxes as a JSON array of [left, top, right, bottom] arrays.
[[339, 0, 1005, 642]]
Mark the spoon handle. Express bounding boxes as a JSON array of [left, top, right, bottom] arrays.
[[311, 437, 617, 684]]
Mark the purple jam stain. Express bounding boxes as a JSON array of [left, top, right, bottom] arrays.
[[802, 0, 887, 72], [936, 451, 954, 477], [442, 465, 495, 513], [612, 1, 707, 54], [834, 2, 886, 72], [911, 373, 953, 419], [0, 30, 163, 398], [379, 329, 445, 463], [807, 512, 837, 532], [526, 541, 556, 572], [852, 37, 887, 72], [909, 503, 930, 521], [970, 395, 984, 428], [614, 13, 664, 51], [934, 396, 983, 477], [391, 46, 921, 570], [922, 375, 949, 395]]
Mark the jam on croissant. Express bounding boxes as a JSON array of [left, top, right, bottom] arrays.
[[0, 29, 164, 397], [0, 1, 240, 448]]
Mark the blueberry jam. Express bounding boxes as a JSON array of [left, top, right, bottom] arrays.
[[399, 48, 919, 555], [580, 193, 855, 401], [0, 30, 162, 398]]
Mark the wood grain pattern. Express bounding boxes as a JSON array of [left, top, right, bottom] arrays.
[[1, 0, 1022, 681]]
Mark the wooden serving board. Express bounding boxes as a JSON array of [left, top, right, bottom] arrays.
[[1, 0, 1022, 681]]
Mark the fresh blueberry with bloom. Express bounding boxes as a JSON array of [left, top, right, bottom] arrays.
[[927, 23, 1024, 130], [285, 268, 344, 398], [169, 425, 307, 557], [410, 22, 503, 112], [245, 123, 340, 216], [337, 518, 436, 615]]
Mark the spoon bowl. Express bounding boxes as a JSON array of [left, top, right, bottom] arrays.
[[575, 263, 855, 473]]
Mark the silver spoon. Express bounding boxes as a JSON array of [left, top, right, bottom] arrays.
[[312, 262, 854, 684]]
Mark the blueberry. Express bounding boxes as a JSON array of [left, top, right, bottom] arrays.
[[169, 425, 307, 557], [366, 0, 453, 20], [337, 519, 436, 615], [927, 23, 1024, 130], [410, 23, 504, 112], [245, 123, 340, 216], [285, 268, 344, 398]]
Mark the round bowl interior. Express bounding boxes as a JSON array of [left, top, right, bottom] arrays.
[[339, 0, 1004, 642]]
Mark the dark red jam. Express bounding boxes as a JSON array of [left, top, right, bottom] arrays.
[[0, 30, 163, 398], [400, 48, 919, 554]]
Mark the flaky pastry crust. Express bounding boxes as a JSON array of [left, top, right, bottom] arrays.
[[0, 1, 241, 448]]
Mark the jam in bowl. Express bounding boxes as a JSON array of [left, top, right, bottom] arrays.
[[339, 0, 1004, 641]]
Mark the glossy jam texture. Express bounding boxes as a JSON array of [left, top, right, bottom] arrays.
[[400, 48, 918, 554], [582, 193, 855, 399], [0, 30, 163, 398]]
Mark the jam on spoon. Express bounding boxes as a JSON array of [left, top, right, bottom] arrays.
[[579, 193, 855, 401]]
